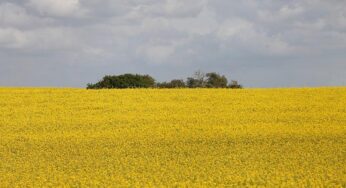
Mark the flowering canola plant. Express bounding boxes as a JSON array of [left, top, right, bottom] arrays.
[[0, 88, 345, 187]]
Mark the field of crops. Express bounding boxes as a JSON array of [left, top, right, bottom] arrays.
[[0, 88, 345, 187]]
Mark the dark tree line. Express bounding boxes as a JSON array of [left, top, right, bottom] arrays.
[[87, 71, 242, 89], [87, 74, 155, 89]]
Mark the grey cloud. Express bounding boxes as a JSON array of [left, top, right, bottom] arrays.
[[27, 0, 85, 18], [0, 0, 345, 87]]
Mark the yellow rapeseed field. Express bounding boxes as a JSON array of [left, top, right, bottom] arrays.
[[0, 88, 345, 187]]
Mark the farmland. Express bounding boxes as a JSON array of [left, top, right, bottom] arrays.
[[0, 88, 345, 187]]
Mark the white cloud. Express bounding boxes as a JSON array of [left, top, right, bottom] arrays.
[[0, 3, 31, 26], [279, 4, 305, 19], [127, 0, 206, 19], [25, 27, 81, 50], [216, 18, 295, 55], [0, 26, 83, 52], [28, 0, 84, 17], [0, 28, 28, 48], [0, 2, 54, 29], [161, 0, 206, 18], [258, 4, 305, 23], [217, 19, 253, 39], [136, 44, 175, 63]]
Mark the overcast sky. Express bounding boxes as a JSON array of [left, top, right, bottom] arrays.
[[0, 0, 345, 87]]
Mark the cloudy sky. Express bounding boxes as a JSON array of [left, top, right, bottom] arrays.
[[0, 0, 345, 87]]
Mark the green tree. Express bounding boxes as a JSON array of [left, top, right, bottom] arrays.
[[205, 72, 228, 88], [186, 71, 206, 88], [87, 71, 242, 89], [87, 74, 155, 89], [228, 80, 243, 89], [170, 79, 186, 88], [157, 79, 186, 88]]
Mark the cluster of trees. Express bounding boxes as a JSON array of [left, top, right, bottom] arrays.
[[87, 71, 242, 89], [87, 74, 155, 89]]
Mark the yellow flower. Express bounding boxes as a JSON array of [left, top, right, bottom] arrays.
[[0, 87, 345, 186]]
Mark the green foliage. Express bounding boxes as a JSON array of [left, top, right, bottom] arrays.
[[228, 80, 243, 89], [87, 71, 242, 89], [186, 77, 201, 88], [157, 79, 186, 88], [205, 72, 228, 88], [186, 71, 206, 88], [87, 74, 155, 89], [187, 71, 229, 88]]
